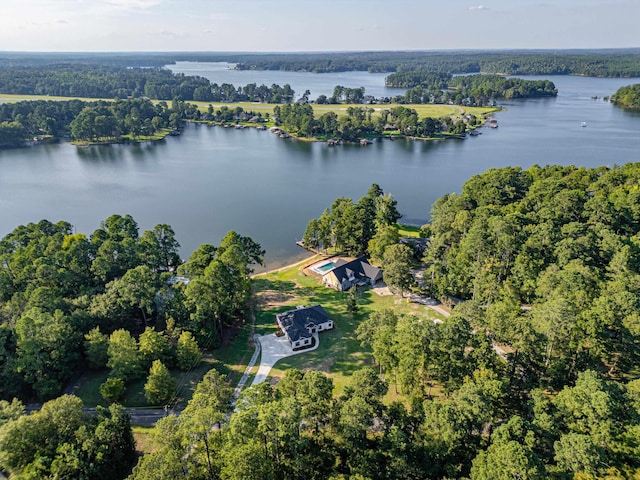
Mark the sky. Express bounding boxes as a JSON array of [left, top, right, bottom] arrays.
[[1, 0, 638, 52]]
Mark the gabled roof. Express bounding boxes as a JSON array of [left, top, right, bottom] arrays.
[[276, 305, 331, 342], [325, 255, 381, 284]]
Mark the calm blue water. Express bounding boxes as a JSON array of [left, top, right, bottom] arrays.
[[1, 65, 639, 270], [167, 61, 406, 100]]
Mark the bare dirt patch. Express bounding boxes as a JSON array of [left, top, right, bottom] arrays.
[[255, 289, 294, 308]]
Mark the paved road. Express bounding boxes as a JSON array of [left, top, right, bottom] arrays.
[[25, 404, 179, 427]]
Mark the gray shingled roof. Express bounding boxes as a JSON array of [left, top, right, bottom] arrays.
[[326, 255, 381, 285], [276, 305, 331, 342]]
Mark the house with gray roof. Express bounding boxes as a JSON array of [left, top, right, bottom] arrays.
[[322, 255, 383, 291], [276, 305, 334, 350]]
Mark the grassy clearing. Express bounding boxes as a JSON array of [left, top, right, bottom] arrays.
[[189, 100, 498, 120], [252, 260, 444, 396], [132, 426, 156, 454], [396, 223, 423, 237], [0, 93, 107, 103]]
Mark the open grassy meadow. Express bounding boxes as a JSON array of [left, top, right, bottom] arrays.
[[0, 93, 497, 122], [189, 100, 498, 120]]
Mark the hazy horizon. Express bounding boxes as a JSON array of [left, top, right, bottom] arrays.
[[2, 1, 639, 53]]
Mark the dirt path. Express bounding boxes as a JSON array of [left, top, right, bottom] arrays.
[[232, 334, 261, 400]]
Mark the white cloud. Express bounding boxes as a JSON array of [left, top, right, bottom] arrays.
[[468, 5, 488, 11]]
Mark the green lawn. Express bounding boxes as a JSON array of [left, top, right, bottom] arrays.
[[188, 100, 498, 120], [252, 259, 444, 395], [396, 223, 423, 238]]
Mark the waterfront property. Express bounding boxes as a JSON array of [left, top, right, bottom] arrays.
[[322, 256, 383, 291], [276, 305, 334, 350]]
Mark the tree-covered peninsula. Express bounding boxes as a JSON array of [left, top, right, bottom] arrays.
[[386, 72, 558, 103], [611, 83, 640, 110]]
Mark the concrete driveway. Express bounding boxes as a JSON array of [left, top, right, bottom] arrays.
[[252, 333, 319, 385]]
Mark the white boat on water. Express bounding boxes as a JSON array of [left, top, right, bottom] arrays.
[[581, 122, 587, 127]]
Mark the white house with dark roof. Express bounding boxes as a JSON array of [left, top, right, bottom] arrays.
[[322, 255, 383, 291], [275, 305, 333, 350]]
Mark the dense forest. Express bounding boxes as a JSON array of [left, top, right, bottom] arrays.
[[425, 163, 640, 386], [611, 84, 640, 110], [0, 62, 553, 108], [0, 215, 263, 402], [0, 396, 137, 479]]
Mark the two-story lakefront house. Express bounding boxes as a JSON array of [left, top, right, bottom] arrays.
[[322, 255, 383, 291]]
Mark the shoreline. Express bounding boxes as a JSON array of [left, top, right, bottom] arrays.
[[252, 253, 320, 278]]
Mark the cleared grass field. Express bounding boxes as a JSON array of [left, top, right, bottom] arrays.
[[189, 100, 498, 120], [0, 93, 105, 103], [252, 256, 444, 396], [0, 93, 497, 120]]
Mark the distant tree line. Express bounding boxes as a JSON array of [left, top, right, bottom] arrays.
[[0, 64, 299, 105], [0, 64, 212, 100], [232, 50, 640, 77], [385, 71, 453, 88], [0, 215, 263, 402], [207, 82, 295, 103], [611, 83, 640, 109], [2, 50, 639, 76]]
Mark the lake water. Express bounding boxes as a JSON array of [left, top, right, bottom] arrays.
[[1, 64, 639, 270]]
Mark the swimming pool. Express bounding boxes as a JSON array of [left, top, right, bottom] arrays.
[[317, 261, 335, 272], [311, 260, 336, 274]]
